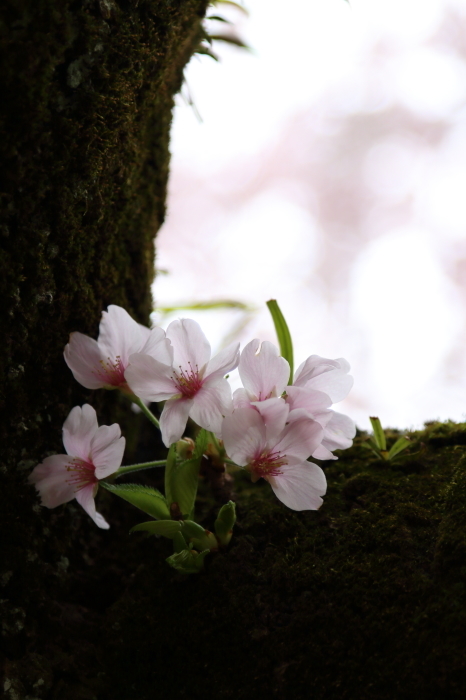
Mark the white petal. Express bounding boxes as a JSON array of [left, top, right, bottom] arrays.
[[232, 388, 252, 409], [98, 305, 147, 366], [75, 483, 110, 529], [140, 327, 174, 365], [252, 397, 289, 443], [64, 332, 106, 390], [63, 405, 98, 460], [125, 353, 177, 401], [268, 461, 327, 511], [160, 397, 193, 447], [166, 319, 211, 374], [205, 342, 240, 381], [239, 339, 290, 400], [274, 415, 323, 461], [28, 455, 77, 507], [322, 411, 356, 451], [189, 377, 233, 434], [312, 445, 338, 461], [222, 406, 266, 466], [293, 355, 341, 386], [285, 385, 332, 414], [91, 426, 125, 477], [306, 371, 354, 404]]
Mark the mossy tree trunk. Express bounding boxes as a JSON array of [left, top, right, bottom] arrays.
[[0, 1, 207, 696]]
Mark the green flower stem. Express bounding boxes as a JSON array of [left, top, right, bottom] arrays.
[[113, 460, 166, 479], [224, 458, 241, 469], [133, 396, 160, 430]]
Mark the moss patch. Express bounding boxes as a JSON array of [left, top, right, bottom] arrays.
[[3, 421, 466, 698]]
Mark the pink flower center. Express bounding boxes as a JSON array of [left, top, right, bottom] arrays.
[[93, 356, 126, 387], [66, 458, 98, 491], [250, 449, 287, 480], [172, 363, 203, 399]]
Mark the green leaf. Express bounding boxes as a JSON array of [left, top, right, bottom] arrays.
[[210, 0, 249, 16], [157, 299, 253, 314], [173, 531, 189, 553], [214, 501, 236, 546], [208, 34, 252, 50], [388, 436, 411, 460], [166, 548, 210, 575], [266, 299, 293, 382], [181, 519, 219, 551], [207, 15, 233, 23], [101, 483, 170, 520], [130, 520, 181, 538], [165, 430, 208, 518], [369, 417, 387, 451]]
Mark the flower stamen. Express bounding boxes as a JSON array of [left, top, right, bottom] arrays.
[[92, 356, 126, 386], [66, 458, 97, 491], [250, 449, 287, 480], [172, 362, 203, 399]]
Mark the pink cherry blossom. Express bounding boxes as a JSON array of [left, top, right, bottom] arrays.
[[125, 318, 240, 447], [222, 401, 326, 511], [29, 404, 125, 528], [64, 305, 172, 391], [233, 339, 290, 407]]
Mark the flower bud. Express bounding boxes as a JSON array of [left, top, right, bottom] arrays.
[[214, 501, 236, 547]]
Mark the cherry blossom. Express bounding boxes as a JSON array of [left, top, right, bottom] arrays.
[[233, 339, 290, 408], [292, 355, 353, 404], [222, 401, 326, 511], [64, 305, 171, 391], [29, 404, 125, 528], [125, 318, 240, 447]]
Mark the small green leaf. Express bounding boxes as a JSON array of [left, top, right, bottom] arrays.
[[102, 483, 170, 520], [181, 519, 219, 551], [130, 520, 181, 538], [207, 15, 233, 23], [166, 430, 208, 518], [208, 34, 252, 50], [214, 501, 236, 546], [173, 531, 188, 553], [166, 548, 210, 575], [266, 299, 293, 382], [210, 0, 249, 16], [388, 436, 411, 460], [369, 417, 387, 451]]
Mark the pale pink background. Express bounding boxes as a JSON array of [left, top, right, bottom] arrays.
[[152, 0, 466, 430]]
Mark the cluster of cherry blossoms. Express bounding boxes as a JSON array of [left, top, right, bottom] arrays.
[[29, 302, 355, 573]]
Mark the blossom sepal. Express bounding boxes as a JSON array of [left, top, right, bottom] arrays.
[[166, 547, 210, 575], [214, 501, 236, 547], [101, 482, 171, 520]]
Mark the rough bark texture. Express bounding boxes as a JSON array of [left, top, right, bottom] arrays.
[[2, 3, 466, 700]]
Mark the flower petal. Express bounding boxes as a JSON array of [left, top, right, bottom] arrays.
[[222, 406, 266, 466], [252, 397, 289, 443], [239, 339, 290, 401], [125, 354, 177, 401], [267, 461, 327, 511], [312, 444, 337, 461], [28, 455, 77, 507], [274, 414, 324, 461], [63, 404, 99, 461], [159, 397, 194, 447], [98, 305, 148, 366], [322, 411, 356, 452], [293, 355, 353, 403], [64, 332, 106, 390], [90, 425, 125, 478], [75, 483, 110, 529], [285, 385, 332, 414], [189, 377, 233, 435], [205, 342, 240, 381], [139, 327, 174, 365], [166, 319, 211, 374], [232, 388, 252, 409]]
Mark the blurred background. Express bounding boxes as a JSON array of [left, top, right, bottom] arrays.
[[151, 0, 466, 431]]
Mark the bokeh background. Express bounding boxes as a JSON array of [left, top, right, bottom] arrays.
[[152, 0, 466, 431]]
